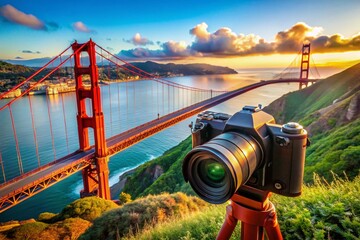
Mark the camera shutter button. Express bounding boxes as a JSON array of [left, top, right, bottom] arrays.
[[282, 122, 304, 134]]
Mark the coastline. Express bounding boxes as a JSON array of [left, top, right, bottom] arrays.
[[110, 168, 136, 199]]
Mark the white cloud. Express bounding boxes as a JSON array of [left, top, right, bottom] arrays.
[[72, 21, 94, 33]]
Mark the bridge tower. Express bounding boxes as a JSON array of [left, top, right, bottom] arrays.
[[72, 40, 110, 199], [299, 43, 311, 89]]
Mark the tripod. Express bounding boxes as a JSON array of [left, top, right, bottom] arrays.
[[216, 186, 283, 240]]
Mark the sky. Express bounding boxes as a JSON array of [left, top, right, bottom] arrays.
[[0, 0, 359, 70]]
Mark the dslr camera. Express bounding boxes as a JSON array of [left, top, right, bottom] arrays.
[[182, 106, 309, 204]]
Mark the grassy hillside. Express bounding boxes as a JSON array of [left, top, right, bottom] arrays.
[[119, 175, 360, 240], [79, 193, 208, 239], [122, 137, 193, 199], [263, 63, 360, 183], [264, 62, 360, 124]]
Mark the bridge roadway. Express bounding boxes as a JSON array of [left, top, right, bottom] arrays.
[[0, 79, 316, 212]]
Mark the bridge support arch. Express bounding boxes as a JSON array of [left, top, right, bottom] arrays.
[[72, 40, 110, 199]]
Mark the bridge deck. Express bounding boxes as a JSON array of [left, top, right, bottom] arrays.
[[0, 79, 316, 212]]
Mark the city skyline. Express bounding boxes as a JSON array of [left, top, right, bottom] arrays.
[[0, 0, 360, 69]]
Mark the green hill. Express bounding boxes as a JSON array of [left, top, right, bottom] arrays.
[[263, 62, 360, 182], [263, 62, 360, 126], [131, 61, 237, 76]]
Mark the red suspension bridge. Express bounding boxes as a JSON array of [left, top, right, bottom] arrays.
[[0, 41, 319, 213]]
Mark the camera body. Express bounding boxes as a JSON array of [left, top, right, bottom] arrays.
[[183, 106, 308, 203]]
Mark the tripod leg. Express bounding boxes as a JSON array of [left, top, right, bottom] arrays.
[[216, 205, 238, 240], [241, 222, 264, 240], [264, 211, 283, 240]]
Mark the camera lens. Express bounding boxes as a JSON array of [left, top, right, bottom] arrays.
[[183, 132, 262, 204], [202, 161, 225, 183]]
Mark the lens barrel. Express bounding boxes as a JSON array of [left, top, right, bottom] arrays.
[[183, 132, 262, 204]]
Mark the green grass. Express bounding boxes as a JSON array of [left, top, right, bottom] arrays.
[[124, 204, 239, 240], [79, 192, 208, 240], [304, 118, 360, 182], [126, 175, 360, 240]]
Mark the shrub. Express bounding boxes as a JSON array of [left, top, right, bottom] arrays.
[[37, 212, 58, 223], [37, 217, 91, 240], [56, 196, 118, 222], [79, 192, 208, 239], [7, 222, 48, 240], [119, 192, 132, 205]]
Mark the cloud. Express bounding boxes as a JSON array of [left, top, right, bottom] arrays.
[[189, 22, 262, 55], [119, 22, 360, 59], [0, 4, 59, 31], [72, 21, 95, 33], [22, 50, 41, 54], [124, 33, 154, 46], [0, 4, 45, 30], [106, 38, 112, 41], [106, 46, 114, 51]]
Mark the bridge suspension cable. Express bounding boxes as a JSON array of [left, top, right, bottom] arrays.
[[95, 44, 228, 93]]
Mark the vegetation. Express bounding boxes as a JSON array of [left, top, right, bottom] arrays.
[[36, 218, 91, 240], [55, 196, 118, 222], [119, 192, 132, 205], [122, 137, 193, 199], [304, 118, 360, 182], [273, 175, 360, 239], [79, 192, 208, 239], [5, 222, 48, 240], [264, 62, 360, 124], [125, 175, 360, 240], [1, 197, 115, 240]]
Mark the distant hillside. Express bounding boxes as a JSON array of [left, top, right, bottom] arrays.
[[263, 63, 360, 182], [131, 61, 237, 76], [263, 62, 360, 125], [0, 61, 34, 74]]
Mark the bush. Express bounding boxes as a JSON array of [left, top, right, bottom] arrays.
[[56, 196, 118, 222], [119, 192, 132, 205], [37, 217, 91, 240], [6, 222, 48, 240], [37, 212, 58, 223], [79, 192, 208, 239]]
